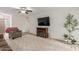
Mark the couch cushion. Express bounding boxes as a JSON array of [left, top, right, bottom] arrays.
[[5, 27, 19, 33]]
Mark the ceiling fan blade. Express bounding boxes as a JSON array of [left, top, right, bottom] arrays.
[[26, 10, 32, 12], [25, 12, 28, 14]]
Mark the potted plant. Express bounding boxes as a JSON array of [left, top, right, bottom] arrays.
[[64, 14, 79, 44], [64, 34, 68, 39], [63, 34, 68, 42]]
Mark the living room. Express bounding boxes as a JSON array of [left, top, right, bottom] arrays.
[[0, 7, 79, 51], [0, 0, 79, 59]]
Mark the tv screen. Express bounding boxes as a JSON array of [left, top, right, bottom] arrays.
[[38, 17, 50, 26]]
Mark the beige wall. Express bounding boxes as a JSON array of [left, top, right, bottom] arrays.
[[0, 20, 5, 33], [0, 7, 29, 33], [12, 14, 29, 32], [28, 7, 79, 41]]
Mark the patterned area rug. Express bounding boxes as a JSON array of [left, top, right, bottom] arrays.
[[0, 39, 12, 51]]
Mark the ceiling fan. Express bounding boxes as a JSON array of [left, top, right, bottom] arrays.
[[13, 7, 32, 14]]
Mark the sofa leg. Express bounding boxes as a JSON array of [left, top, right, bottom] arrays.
[[12, 37, 15, 39]]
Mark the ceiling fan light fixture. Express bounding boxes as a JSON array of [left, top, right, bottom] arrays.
[[26, 7, 32, 10], [19, 10, 26, 13]]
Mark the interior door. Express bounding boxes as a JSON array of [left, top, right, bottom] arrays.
[[0, 20, 5, 33]]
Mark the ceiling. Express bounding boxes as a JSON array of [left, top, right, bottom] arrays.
[[0, 7, 50, 14], [0, 7, 79, 16]]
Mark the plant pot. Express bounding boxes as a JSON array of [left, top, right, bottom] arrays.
[[71, 40, 76, 44], [64, 34, 68, 38]]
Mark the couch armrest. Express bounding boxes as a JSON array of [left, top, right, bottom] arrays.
[[4, 33, 9, 39]]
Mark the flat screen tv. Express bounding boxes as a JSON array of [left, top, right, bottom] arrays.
[[38, 17, 50, 26]]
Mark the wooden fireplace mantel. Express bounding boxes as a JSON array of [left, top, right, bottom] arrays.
[[37, 27, 48, 38]]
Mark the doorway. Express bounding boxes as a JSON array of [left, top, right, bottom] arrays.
[[0, 20, 5, 33]]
